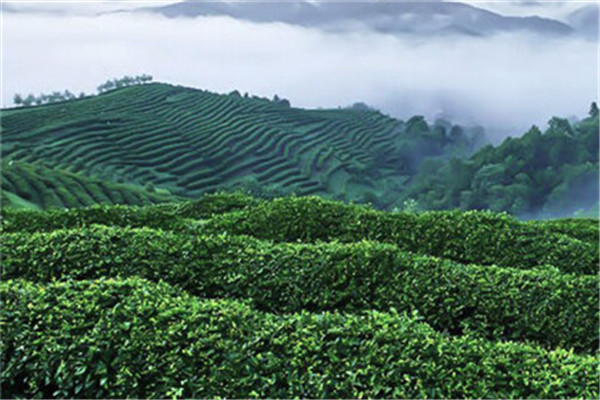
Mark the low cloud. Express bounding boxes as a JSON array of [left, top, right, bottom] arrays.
[[2, 10, 597, 140]]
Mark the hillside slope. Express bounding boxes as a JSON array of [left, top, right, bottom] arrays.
[[1, 160, 177, 210], [1, 83, 479, 209]]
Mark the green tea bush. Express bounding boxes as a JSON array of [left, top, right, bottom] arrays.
[[3, 226, 597, 352], [0, 159, 176, 210], [203, 196, 598, 275], [2, 278, 597, 399], [0, 204, 189, 233], [527, 218, 599, 246], [0, 191, 258, 233], [151, 191, 259, 219]]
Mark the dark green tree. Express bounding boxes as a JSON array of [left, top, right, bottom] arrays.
[[589, 102, 599, 118]]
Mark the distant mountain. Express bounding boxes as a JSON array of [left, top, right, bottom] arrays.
[[0, 3, 19, 13], [134, 0, 574, 37], [2, 82, 595, 217], [567, 4, 599, 40], [0, 2, 68, 15]]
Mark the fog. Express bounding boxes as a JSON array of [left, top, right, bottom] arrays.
[[2, 6, 598, 140]]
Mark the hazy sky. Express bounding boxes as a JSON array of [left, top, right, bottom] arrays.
[[2, 1, 598, 139]]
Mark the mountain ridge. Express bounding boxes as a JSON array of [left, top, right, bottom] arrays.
[[132, 0, 575, 38]]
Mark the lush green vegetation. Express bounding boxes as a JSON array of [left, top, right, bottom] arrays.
[[408, 108, 599, 218], [4, 195, 596, 274], [1, 82, 597, 397], [2, 278, 597, 399], [3, 225, 597, 352], [3, 83, 596, 218], [0, 191, 257, 232], [202, 196, 598, 275], [1, 82, 483, 210], [527, 218, 600, 244], [1, 160, 177, 209], [13, 90, 85, 107], [12, 75, 154, 107], [96, 74, 154, 94], [1, 193, 598, 398]]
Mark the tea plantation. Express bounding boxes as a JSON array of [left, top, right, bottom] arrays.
[[1, 193, 598, 398]]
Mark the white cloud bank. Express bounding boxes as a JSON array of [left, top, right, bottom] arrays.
[[2, 10, 598, 139]]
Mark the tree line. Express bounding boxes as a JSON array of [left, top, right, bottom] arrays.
[[96, 74, 153, 93], [12, 74, 153, 107], [13, 91, 84, 107], [406, 103, 599, 218]]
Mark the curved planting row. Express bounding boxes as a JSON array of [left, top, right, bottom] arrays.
[[4, 192, 595, 275], [203, 196, 599, 275], [0, 161, 174, 210], [527, 218, 599, 247], [2, 278, 597, 399], [3, 225, 597, 352], [0, 192, 258, 232]]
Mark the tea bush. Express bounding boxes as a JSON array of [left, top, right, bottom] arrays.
[[203, 196, 598, 274], [2, 278, 598, 399], [527, 218, 599, 246], [0, 191, 257, 233], [3, 226, 597, 352]]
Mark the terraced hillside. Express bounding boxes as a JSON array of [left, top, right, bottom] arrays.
[[1, 83, 479, 209], [1, 194, 598, 398], [1, 160, 177, 210]]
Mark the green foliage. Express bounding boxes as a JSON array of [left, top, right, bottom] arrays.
[[527, 218, 599, 246], [590, 101, 599, 118], [1, 160, 176, 210], [409, 109, 599, 217], [11, 90, 80, 107], [221, 176, 294, 200], [3, 225, 597, 352], [203, 196, 598, 275], [2, 193, 597, 398], [96, 74, 153, 93], [2, 278, 598, 399], [0, 191, 257, 233], [1, 82, 482, 210]]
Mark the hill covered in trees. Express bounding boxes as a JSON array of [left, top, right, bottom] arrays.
[[407, 105, 599, 218], [2, 82, 597, 397]]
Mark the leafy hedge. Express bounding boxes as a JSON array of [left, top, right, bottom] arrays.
[[2, 278, 598, 399], [203, 196, 598, 275], [527, 218, 599, 246], [3, 226, 597, 352], [0, 191, 258, 233], [153, 191, 259, 219], [5, 194, 595, 276]]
